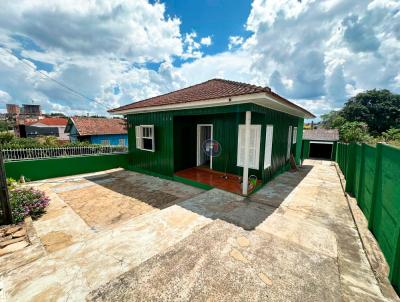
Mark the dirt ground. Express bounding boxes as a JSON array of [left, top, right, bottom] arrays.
[[1, 162, 397, 302]]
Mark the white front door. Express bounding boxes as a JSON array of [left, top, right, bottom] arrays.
[[196, 124, 213, 169]]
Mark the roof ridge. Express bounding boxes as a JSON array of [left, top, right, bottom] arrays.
[[110, 78, 270, 112], [212, 78, 271, 91]]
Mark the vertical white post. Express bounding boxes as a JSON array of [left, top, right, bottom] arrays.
[[242, 111, 251, 196]]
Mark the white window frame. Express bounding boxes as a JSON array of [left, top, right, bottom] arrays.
[[286, 126, 292, 160], [293, 127, 297, 144], [237, 124, 261, 170], [135, 125, 155, 152], [196, 124, 214, 169], [264, 125, 274, 169], [101, 139, 110, 146]]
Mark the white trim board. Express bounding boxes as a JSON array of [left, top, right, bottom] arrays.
[[310, 141, 334, 145]]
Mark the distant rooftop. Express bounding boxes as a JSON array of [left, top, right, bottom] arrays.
[[303, 129, 339, 141], [67, 117, 127, 136]]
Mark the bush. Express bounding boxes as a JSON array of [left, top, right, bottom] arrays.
[[9, 188, 50, 222], [339, 121, 371, 143]]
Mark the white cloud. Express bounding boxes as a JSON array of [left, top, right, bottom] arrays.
[[228, 36, 244, 50], [200, 36, 212, 46], [0, 90, 11, 104], [0, 0, 183, 62]]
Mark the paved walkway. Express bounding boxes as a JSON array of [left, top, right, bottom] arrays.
[[0, 160, 395, 301]]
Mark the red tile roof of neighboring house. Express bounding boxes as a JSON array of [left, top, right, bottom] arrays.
[[69, 117, 127, 136], [303, 129, 339, 141], [25, 117, 68, 126], [109, 78, 315, 118]]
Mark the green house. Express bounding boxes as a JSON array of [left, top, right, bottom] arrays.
[[110, 79, 315, 195]]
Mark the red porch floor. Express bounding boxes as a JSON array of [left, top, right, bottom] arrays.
[[175, 166, 260, 195]]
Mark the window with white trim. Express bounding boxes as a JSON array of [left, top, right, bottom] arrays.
[[101, 140, 110, 145], [118, 138, 126, 146], [286, 126, 292, 160], [293, 127, 297, 144], [135, 125, 155, 152], [237, 124, 261, 170], [264, 125, 274, 169]]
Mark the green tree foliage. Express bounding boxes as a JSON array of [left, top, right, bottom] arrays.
[[0, 120, 9, 132], [320, 111, 347, 129], [339, 121, 371, 143], [0, 133, 94, 149], [340, 89, 400, 135]]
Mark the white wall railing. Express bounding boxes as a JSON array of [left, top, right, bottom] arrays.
[[1, 145, 128, 161]]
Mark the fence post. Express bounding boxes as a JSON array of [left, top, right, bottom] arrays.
[[0, 152, 13, 225], [345, 143, 356, 194], [368, 143, 383, 231], [357, 143, 366, 207]]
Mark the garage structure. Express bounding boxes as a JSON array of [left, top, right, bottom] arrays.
[[109, 79, 315, 195], [302, 129, 339, 160]]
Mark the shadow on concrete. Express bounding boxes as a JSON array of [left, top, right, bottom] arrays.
[[177, 165, 313, 230], [83, 170, 200, 210], [85, 165, 313, 231]]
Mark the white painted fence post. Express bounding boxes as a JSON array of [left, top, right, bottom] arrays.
[[242, 111, 251, 196]]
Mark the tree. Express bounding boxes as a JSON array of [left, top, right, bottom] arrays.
[[320, 111, 347, 129], [340, 89, 400, 135], [0, 120, 10, 132], [339, 121, 370, 143]]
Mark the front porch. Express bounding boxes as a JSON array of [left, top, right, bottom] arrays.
[[175, 166, 261, 195]]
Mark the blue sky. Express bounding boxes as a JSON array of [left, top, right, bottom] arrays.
[[0, 0, 399, 118], [161, 0, 252, 56]]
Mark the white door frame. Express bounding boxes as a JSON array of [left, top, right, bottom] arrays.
[[196, 124, 213, 169]]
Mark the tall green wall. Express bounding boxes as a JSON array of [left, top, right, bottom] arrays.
[[127, 103, 300, 184], [336, 142, 400, 293], [4, 154, 129, 181]]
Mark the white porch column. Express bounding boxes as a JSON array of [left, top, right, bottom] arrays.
[[242, 111, 251, 196]]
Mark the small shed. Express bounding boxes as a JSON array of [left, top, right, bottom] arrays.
[[110, 79, 315, 195], [302, 129, 339, 160]]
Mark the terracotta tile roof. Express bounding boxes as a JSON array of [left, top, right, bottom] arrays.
[[24, 117, 68, 126], [109, 79, 314, 117], [303, 129, 339, 141], [70, 117, 127, 136]]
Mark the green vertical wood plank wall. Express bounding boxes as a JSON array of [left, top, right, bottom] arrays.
[[126, 103, 301, 185]]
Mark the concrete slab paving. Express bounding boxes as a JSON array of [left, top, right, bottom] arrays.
[[88, 220, 341, 302], [1, 161, 396, 301], [1, 205, 212, 302]]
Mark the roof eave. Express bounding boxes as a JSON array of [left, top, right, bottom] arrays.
[[109, 92, 315, 119]]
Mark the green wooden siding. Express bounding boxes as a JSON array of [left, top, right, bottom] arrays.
[[127, 104, 301, 184]]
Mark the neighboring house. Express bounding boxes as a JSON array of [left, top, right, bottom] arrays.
[[18, 117, 69, 140], [65, 117, 128, 146], [302, 129, 339, 160], [109, 79, 315, 195]]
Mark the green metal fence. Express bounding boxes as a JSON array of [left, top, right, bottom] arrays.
[[336, 142, 400, 293]]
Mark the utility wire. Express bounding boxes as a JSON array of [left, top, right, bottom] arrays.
[[1, 47, 111, 111]]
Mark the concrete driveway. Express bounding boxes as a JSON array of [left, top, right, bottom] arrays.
[[0, 161, 395, 301]]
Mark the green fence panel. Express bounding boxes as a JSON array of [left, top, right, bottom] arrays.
[[353, 144, 362, 200], [370, 144, 400, 290], [358, 144, 376, 221], [345, 143, 356, 194], [336, 142, 400, 293], [4, 154, 129, 181]]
